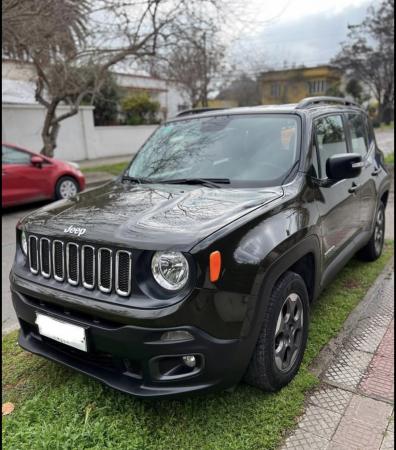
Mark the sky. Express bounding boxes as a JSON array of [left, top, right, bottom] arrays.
[[223, 0, 379, 76]]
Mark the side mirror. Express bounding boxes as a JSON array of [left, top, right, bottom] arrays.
[[326, 153, 363, 180], [31, 155, 44, 168]]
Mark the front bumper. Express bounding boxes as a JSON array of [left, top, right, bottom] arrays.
[[11, 280, 248, 398]]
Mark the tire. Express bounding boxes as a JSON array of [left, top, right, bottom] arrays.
[[244, 271, 309, 392], [357, 201, 385, 262], [55, 176, 79, 200]]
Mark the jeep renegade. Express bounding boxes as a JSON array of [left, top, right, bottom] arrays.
[[10, 97, 390, 398]]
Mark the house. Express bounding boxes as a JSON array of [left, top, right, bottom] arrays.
[[260, 65, 342, 104], [2, 59, 190, 119]]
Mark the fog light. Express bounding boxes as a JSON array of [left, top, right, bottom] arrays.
[[182, 355, 196, 368], [160, 330, 193, 342]]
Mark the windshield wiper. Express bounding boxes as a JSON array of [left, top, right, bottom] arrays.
[[157, 178, 231, 188], [121, 175, 153, 184]]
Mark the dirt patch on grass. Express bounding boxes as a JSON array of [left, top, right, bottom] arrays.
[[342, 278, 362, 289]]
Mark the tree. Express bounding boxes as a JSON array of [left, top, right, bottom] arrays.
[[89, 72, 121, 126], [216, 74, 261, 106], [332, 0, 394, 124], [121, 92, 160, 125], [148, 19, 225, 108], [2, 0, 221, 156]]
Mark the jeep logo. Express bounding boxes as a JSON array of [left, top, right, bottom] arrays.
[[63, 225, 86, 237]]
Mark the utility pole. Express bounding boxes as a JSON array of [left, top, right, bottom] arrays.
[[202, 31, 208, 107]]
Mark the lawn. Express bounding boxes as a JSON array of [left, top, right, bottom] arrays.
[[385, 152, 394, 165], [2, 241, 393, 450], [82, 161, 130, 176]]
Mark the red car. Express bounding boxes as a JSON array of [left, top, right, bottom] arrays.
[[2, 142, 86, 207]]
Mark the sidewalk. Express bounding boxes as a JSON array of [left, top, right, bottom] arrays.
[[282, 262, 394, 450]]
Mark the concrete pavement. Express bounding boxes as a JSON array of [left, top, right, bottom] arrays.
[[281, 261, 394, 450]]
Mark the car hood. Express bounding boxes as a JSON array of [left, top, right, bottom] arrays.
[[22, 180, 283, 250]]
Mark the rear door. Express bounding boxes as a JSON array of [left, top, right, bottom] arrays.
[[312, 114, 362, 266], [344, 112, 377, 232]]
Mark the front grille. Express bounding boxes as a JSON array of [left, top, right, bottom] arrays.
[[66, 243, 79, 285], [28, 235, 133, 297], [116, 250, 132, 296], [29, 236, 39, 274], [98, 248, 112, 293], [53, 240, 64, 281], [40, 238, 51, 278]]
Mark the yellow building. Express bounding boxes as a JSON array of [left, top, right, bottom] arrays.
[[207, 99, 238, 109], [260, 65, 341, 105]]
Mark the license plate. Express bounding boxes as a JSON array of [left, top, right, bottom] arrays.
[[35, 313, 87, 352]]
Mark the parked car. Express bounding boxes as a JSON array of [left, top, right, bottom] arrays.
[[2, 142, 85, 207], [10, 97, 390, 398]]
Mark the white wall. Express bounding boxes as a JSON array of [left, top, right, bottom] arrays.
[[94, 125, 157, 158], [2, 103, 158, 162]]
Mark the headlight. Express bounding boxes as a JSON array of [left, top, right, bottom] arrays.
[[151, 251, 189, 291], [21, 230, 28, 256]]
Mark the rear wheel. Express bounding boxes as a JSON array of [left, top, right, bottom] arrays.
[[244, 271, 309, 392], [55, 176, 79, 200], [357, 201, 385, 261]]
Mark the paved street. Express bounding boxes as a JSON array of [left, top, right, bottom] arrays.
[[375, 129, 394, 155], [2, 201, 49, 334], [2, 185, 394, 334]]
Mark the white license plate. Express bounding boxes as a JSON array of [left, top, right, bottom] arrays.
[[35, 313, 87, 352]]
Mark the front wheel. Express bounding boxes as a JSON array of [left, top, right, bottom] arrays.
[[55, 176, 79, 200], [244, 271, 309, 392], [357, 201, 385, 261]]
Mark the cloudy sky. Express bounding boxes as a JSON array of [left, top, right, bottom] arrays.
[[224, 0, 379, 75]]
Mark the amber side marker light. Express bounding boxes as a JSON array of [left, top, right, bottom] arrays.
[[209, 251, 222, 282]]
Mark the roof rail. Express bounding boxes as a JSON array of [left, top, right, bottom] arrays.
[[175, 107, 226, 117], [296, 96, 359, 109]]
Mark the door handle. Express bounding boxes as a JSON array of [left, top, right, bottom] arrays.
[[348, 182, 360, 194], [371, 168, 381, 176]]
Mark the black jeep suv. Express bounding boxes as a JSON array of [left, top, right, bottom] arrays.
[[10, 97, 390, 398]]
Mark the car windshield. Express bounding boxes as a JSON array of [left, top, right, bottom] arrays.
[[127, 114, 300, 187]]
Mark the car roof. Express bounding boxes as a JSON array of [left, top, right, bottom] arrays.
[[169, 97, 365, 122]]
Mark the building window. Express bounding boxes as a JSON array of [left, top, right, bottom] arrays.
[[308, 79, 327, 94], [271, 83, 281, 97]]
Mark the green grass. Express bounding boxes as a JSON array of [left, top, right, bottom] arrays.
[[82, 161, 130, 176], [385, 152, 394, 165], [2, 242, 393, 450], [378, 121, 394, 131]]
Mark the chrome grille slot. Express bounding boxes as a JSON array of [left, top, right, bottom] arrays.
[[40, 238, 51, 278], [116, 250, 132, 296], [82, 245, 95, 289], [53, 240, 65, 281], [29, 235, 39, 274], [66, 242, 79, 286], [98, 248, 112, 293]]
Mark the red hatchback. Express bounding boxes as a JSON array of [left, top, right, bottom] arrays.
[[2, 142, 86, 208]]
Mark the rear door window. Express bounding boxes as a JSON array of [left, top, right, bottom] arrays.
[[346, 113, 368, 156], [314, 115, 348, 178], [2, 146, 31, 165]]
